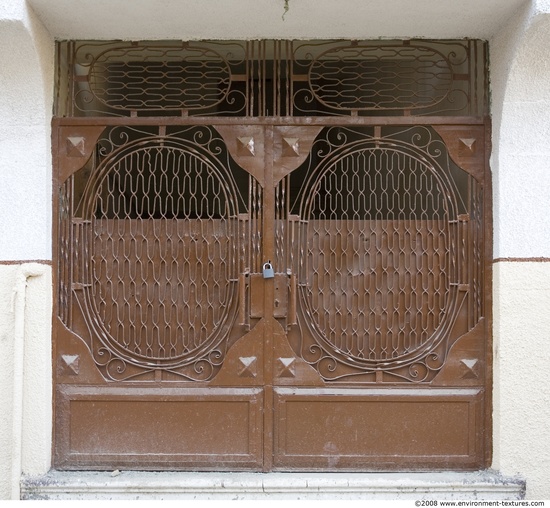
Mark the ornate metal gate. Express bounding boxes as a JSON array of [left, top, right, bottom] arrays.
[[54, 40, 491, 470]]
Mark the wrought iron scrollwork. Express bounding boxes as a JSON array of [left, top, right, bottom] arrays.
[[56, 39, 487, 118], [59, 126, 252, 381], [286, 126, 482, 382]]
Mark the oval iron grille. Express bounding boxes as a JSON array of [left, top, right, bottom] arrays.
[[290, 126, 471, 381], [66, 41, 241, 116], [64, 127, 249, 380], [292, 40, 476, 116], [307, 44, 453, 112], [87, 44, 231, 113]]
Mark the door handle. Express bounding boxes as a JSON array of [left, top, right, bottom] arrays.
[[288, 271, 297, 326], [238, 271, 249, 326]]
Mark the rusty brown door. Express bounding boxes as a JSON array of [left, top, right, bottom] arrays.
[[267, 123, 489, 470], [54, 119, 489, 471], [55, 123, 270, 470]]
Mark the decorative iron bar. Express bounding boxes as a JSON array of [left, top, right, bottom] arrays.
[[55, 40, 487, 118], [471, 183, 484, 326], [58, 178, 72, 326]]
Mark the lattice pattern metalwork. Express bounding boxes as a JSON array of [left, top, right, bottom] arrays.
[[284, 126, 481, 382], [56, 40, 487, 117], [59, 126, 254, 380], [55, 39, 488, 385]]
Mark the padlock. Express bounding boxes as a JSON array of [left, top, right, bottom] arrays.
[[262, 261, 275, 279]]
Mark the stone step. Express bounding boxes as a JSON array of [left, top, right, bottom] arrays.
[[21, 470, 525, 500]]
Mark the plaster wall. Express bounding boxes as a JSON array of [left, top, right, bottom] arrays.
[[489, 1, 550, 499], [0, 264, 52, 499], [0, 0, 54, 500], [491, 4, 550, 259], [26, 0, 526, 41], [0, 268, 17, 500], [0, 0, 54, 262], [493, 262, 550, 499]]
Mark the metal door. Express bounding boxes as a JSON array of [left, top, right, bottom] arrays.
[[267, 123, 489, 470], [54, 120, 488, 471], [53, 39, 490, 471], [55, 123, 268, 470]]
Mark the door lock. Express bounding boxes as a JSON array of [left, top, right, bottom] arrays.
[[262, 261, 275, 279]]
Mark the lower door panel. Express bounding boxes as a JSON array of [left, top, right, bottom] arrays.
[[55, 385, 264, 470], [273, 387, 483, 470]]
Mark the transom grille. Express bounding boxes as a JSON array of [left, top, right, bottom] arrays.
[[56, 40, 487, 118]]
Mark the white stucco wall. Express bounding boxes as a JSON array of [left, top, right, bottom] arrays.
[[2, 0, 550, 501], [0, 1, 53, 262], [493, 262, 550, 499], [491, 3, 550, 259], [0, 268, 17, 499], [490, 1, 550, 499], [0, 265, 52, 500], [0, 0, 54, 500], [26, 0, 526, 41]]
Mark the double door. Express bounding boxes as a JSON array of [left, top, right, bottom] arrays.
[[54, 120, 489, 470]]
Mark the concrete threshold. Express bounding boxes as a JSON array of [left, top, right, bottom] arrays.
[[21, 470, 525, 500]]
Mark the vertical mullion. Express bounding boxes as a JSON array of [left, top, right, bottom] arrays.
[[261, 125, 275, 471]]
